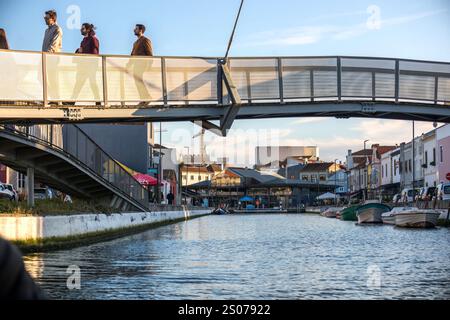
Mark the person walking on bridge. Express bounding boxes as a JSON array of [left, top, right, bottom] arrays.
[[42, 10, 62, 53], [0, 28, 9, 50], [129, 24, 153, 106], [76, 23, 99, 54], [131, 24, 153, 56], [72, 23, 101, 105], [42, 10, 63, 108]]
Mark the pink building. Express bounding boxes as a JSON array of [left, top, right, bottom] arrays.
[[437, 124, 450, 184], [0, 164, 6, 183]]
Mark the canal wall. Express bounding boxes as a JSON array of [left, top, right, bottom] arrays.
[[0, 207, 211, 242]]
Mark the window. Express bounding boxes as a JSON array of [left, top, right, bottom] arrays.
[[319, 174, 326, 181], [381, 165, 384, 178], [18, 173, 26, 189], [190, 175, 194, 180], [301, 175, 309, 181], [385, 164, 388, 177], [198, 175, 201, 181], [440, 146, 444, 163], [432, 148, 436, 164], [409, 160, 412, 172], [424, 151, 428, 166]]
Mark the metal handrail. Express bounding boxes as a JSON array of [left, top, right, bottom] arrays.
[[1, 48, 450, 64]]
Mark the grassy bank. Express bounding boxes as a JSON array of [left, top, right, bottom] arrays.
[[0, 198, 123, 216], [14, 213, 209, 254]]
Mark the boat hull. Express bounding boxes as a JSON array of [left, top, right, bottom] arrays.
[[382, 215, 395, 225], [357, 209, 383, 223], [322, 211, 337, 218], [341, 206, 358, 221], [356, 203, 391, 224], [395, 212, 440, 228]]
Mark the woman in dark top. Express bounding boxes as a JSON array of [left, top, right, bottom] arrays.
[[0, 28, 9, 49]]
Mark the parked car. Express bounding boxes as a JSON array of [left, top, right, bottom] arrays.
[[435, 183, 450, 201], [400, 188, 420, 203], [3, 183, 18, 202], [34, 187, 53, 200], [417, 186, 436, 201], [0, 183, 14, 200], [392, 193, 401, 203]]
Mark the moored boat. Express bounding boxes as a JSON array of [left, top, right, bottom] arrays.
[[382, 207, 416, 225], [394, 209, 441, 228], [321, 207, 344, 218], [340, 205, 359, 221], [356, 203, 391, 224]]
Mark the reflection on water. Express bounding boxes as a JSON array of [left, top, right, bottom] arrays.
[[24, 214, 450, 300]]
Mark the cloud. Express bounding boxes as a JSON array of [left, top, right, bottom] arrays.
[[350, 119, 439, 145], [290, 117, 328, 125], [241, 9, 447, 47]]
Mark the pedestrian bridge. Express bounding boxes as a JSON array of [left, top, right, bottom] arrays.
[[0, 49, 449, 135], [0, 124, 149, 211]]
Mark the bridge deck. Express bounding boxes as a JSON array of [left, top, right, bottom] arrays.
[[0, 49, 449, 127]]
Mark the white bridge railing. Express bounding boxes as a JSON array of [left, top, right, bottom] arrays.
[[0, 49, 449, 107]]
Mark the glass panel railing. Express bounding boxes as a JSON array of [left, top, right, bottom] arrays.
[[45, 53, 104, 103], [106, 56, 163, 103], [165, 58, 218, 102], [229, 58, 279, 101], [1, 50, 449, 106], [0, 50, 43, 101], [281, 57, 337, 100], [341, 58, 396, 99]]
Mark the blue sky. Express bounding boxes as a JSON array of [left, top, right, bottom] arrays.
[[1, 0, 449, 165]]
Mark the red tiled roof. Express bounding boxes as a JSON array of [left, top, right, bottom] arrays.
[[299, 162, 334, 172], [377, 146, 397, 156], [181, 165, 211, 173], [352, 149, 373, 156]]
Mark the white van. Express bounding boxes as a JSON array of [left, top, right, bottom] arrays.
[[400, 188, 419, 203], [436, 183, 450, 201]]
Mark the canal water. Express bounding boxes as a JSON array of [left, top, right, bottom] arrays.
[[24, 214, 450, 299]]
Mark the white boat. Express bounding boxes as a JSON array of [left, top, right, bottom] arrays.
[[394, 209, 441, 228], [356, 203, 391, 224], [321, 207, 344, 218], [382, 207, 417, 225]]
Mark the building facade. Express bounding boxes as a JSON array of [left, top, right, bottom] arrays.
[[421, 129, 438, 187], [255, 146, 319, 167], [437, 124, 450, 184]]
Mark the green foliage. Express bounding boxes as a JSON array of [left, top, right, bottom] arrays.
[[0, 198, 117, 216]]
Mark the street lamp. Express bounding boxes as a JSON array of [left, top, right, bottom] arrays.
[[184, 146, 190, 204], [155, 123, 168, 204], [334, 159, 339, 205]]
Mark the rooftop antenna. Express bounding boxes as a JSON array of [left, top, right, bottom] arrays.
[[224, 0, 245, 60]]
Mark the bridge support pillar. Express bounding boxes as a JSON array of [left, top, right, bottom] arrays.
[[26, 167, 35, 207]]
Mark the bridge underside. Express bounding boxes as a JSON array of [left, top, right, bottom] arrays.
[[1, 101, 449, 128], [0, 131, 144, 212]]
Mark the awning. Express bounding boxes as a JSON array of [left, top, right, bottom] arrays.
[[133, 173, 158, 186], [316, 192, 337, 200]]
